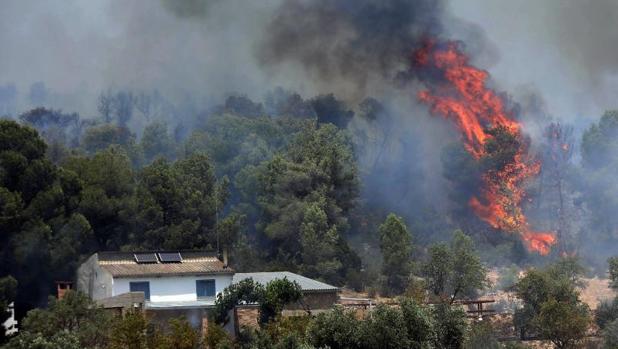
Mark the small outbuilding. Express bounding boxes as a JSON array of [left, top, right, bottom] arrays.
[[233, 271, 340, 311]]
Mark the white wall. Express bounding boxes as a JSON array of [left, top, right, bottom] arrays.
[[76, 254, 113, 301], [113, 274, 233, 303]]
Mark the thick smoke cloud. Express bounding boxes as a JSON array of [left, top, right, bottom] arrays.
[[545, 1, 618, 84], [257, 0, 444, 100], [1, 0, 617, 263], [448, 0, 618, 123], [0, 0, 614, 122]]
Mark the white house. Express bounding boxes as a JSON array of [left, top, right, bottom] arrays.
[[76, 251, 233, 310], [76, 250, 340, 333]]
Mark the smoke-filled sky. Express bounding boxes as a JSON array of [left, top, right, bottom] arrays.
[[448, 0, 618, 126], [0, 0, 617, 125]]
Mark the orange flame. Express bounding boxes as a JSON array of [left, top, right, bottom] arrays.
[[415, 40, 556, 255]]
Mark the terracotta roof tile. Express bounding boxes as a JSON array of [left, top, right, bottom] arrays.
[[97, 251, 232, 278]]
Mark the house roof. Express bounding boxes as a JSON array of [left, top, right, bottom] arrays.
[[97, 251, 233, 278], [232, 272, 339, 293]]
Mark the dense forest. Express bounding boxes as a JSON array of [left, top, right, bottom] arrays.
[[1, 0, 618, 347], [0, 87, 617, 347]]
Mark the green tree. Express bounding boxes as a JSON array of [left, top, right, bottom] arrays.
[[260, 278, 302, 325], [81, 124, 141, 166], [309, 94, 354, 129], [595, 257, 618, 335], [533, 298, 590, 349], [603, 319, 618, 349], [464, 321, 500, 349], [595, 298, 618, 330], [2, 331, 81, 349], [141, 121, 175, 163], [432, 303, 467, 349], [63, 146, 135, 249], [378, 213, 412, 296], [17, 291, 111, 348], [307, 306, 361, 349], [254, 123, 360, 284], [360, 304, 412, 349], [513, 258, 591, 344], [0, 120, 88, 314], [133, 154, 230, 250], [422, 231, 488, 303], [184, 113, 307, 269], [108, 310, 147, 349], [579, 111, 618, 261], [609, 256, 618, 290], [204, 323, 232, 349], [161, 317, 202, 349], [298, 201, 343, 283], [399, 298, 435, 348], [212, 278, 301, 326]]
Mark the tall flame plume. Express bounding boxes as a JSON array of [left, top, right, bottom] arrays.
[[414, 40, 556, 255]]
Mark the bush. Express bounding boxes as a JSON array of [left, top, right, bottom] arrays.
[[465, 321, 500, 349], [361, 304, 411, 349], [204, 323, 232, 349], [107, 310, 148, 349], [307, 306, 361, 349], [603, 319, 618, 349], [2, 331, 81, 349], [164, 317, 201, 349], [404, 278, 428, 304], [264, 315, 311, 344], [596, 298, 618, 329], [16, 291, 111, 348], [400, 298, 435, 346], [433, 303, 467, 349], [533, 299, 591, 349]]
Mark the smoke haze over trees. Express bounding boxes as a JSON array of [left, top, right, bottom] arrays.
[[0, 2, 618, 343]]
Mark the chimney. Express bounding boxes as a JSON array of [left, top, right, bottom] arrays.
[[222, 249, 228, 268], [56, 281, 73, 300]]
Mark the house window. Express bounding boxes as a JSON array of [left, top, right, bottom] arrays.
[[129, 281, 150, 301], [196, 279, 216, 298]]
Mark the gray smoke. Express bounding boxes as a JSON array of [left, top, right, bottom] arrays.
[[0, 0, 279, 115], [447, 0, 618, 123], [257, 0, 444, 100], [1, 0, 617, 264]]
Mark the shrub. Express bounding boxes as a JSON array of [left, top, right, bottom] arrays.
[[603, 319, 618, 349], [361, 304, 411, 349], [204, 323, 231, 349], [307, 306, 361, 349], [596, 298, 618, 329], [465, 321, 500, 349]]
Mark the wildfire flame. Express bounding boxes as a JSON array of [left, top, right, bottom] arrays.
[[415, 40, 556, 255]]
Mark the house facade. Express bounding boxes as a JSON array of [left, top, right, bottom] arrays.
[[77, 251, 233, 307], [76, 251, 340, 334]]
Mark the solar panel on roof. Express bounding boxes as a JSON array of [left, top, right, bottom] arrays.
[[134, 253, 158, 263], [158, 252, 182, 263]]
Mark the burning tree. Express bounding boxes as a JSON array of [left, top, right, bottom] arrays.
[[415, 40, 556, 255]]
